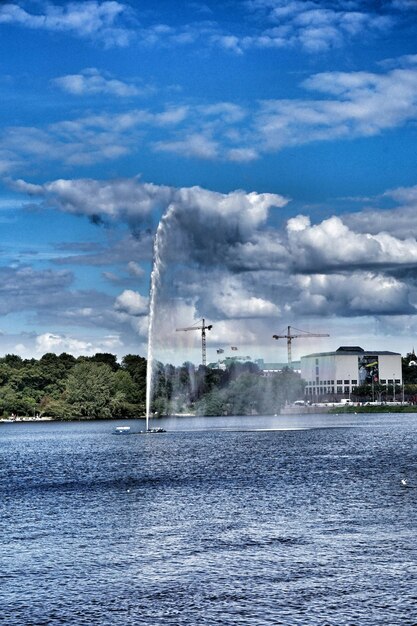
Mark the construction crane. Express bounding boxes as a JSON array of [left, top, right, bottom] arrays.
[[273, 325, 329, 367], [176, 318, 213, 366]]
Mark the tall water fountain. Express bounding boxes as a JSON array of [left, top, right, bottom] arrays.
[[145, 206, 174, 430]]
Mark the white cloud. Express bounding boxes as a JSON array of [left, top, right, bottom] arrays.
[[384, 184, 417, 205], [0, 1, 134, 47], [2, 61, 417, 174], [226, 147, 259, 162], [154, 133, 220, 160], [127, 261, 145, 277], [114, 289, 148, 315], [12, 172, 417, 350], [35, 331, 123, 356], [14, 176, 287, 237], [241, 0, 393, 52], [287, 214, 417, 271], [257, 65, 417, 151], [211, 276, 280, 318], [53, 68, 145, 97], [13, 176, 173, 221], [293, 272, 414, 316], [0, 106, 191, 172]]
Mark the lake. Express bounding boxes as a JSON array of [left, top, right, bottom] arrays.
[[1, 413, 417, 625]]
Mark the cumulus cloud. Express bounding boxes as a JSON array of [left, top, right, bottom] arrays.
[[12, 174, 417, 360], [0, 1, 134, 47], [293, 272, 414, 316], [35, 331, 121, 357], [346, 207, 417, 241], [210, 276, 280, 318], [13, 176, 173, 223], [287, 214, 417, 273], [14, 176, 287, 248], [0, 331, 125, 360], [114, 289, 148, 315], [53, 68, 147, 97]]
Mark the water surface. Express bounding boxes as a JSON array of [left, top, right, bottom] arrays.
[[1, 414, 417, 625]]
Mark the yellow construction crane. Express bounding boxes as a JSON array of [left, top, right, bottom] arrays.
[[176, 318, 213, 366], [273, 325, 329, 367]]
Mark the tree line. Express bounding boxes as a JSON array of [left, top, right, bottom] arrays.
[[2, 350, 417, 419], [0, 353, 305, 419], [0, 352, 146, 420]]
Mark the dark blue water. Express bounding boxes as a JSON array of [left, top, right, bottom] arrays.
[[1, 414, 417, 625]]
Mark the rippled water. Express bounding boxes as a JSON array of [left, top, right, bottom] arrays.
[[1, 414, 417, 625]]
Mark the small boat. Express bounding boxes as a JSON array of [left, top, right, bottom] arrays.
[[139, 427, 166, 434], [114, 426, 131, 434]]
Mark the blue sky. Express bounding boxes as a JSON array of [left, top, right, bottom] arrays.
[[1, 0, 417, 365]]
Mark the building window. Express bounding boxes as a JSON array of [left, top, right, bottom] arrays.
[[351, 379, 357, 385], [315, 358, 319, 365], [331, 380, 334, 384], [337, 380, 342, 384], [388, 379, 393, 384], [337, 386, 343, 393], [344, 386, 349, 394], [395, 379, 401, 384], [380, 379, 386, 384], [344, 380, 349, 385]]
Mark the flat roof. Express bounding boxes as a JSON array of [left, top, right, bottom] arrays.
[[302, 350, 401, 358]]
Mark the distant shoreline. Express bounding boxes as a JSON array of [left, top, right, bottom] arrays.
[[2, 407, 417, 423]]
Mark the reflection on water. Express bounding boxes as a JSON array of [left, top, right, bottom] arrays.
[[1, 414, 417, 625]]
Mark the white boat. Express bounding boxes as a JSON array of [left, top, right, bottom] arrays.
[[114, 426, 131, 434]]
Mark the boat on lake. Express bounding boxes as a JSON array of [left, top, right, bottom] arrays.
[[114, 426, 131, 434], [139, 427, 166, 434]]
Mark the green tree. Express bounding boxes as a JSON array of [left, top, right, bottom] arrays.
[[65, 362, 117, 418], [121, 354, 147, 404], [87, 352, 120, 372], [402, 352, 417, 384]]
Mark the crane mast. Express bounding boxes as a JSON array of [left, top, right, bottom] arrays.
[[176, 318, 213, 366], [273, 325, 329, 367]]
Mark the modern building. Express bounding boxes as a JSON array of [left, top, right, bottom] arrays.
[[255, 359, 301, 375], [208, 356, 301, 375], [301, 346, 402, 400]]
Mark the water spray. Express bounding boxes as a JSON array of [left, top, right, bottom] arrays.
[[145, 206, 175, 430]]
